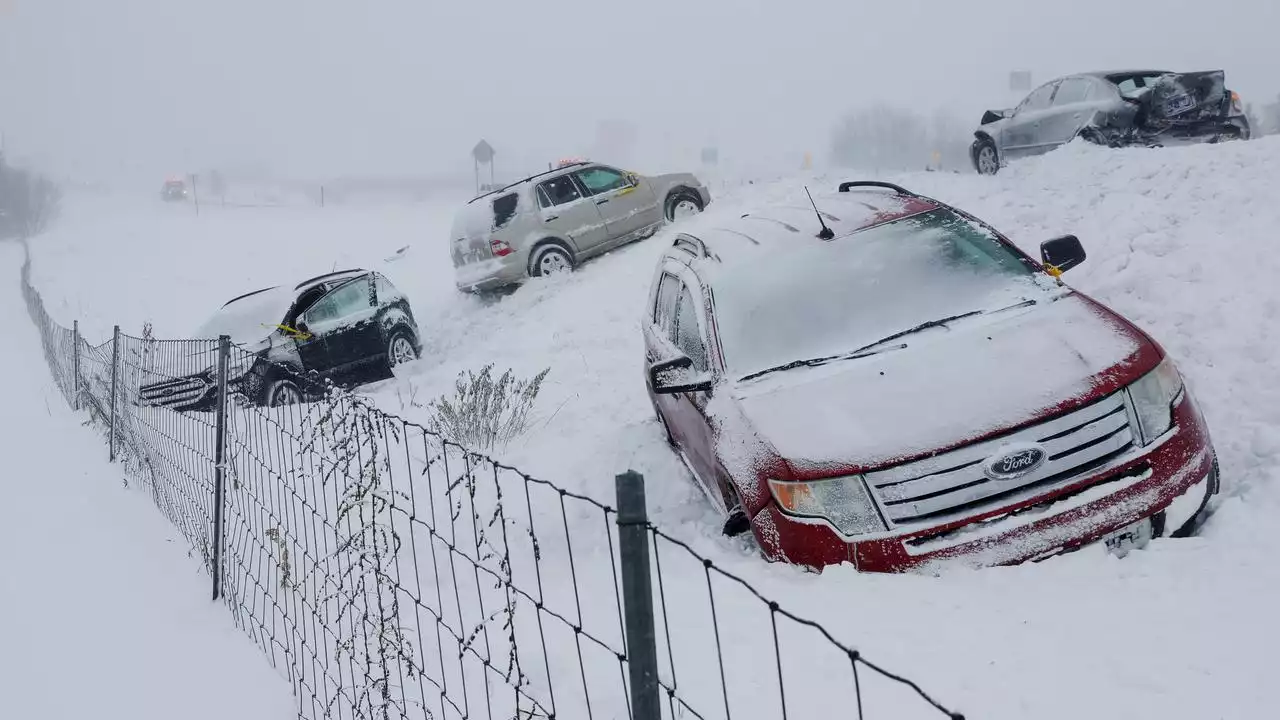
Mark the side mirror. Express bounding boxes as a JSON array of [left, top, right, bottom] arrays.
[[649, 355, 712, 395], [292, 320, 312, 340], [1040, 235, 1086, 276], [627, 172, 640, 187]]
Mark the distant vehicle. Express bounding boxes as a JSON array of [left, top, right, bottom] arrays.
[[139, 269, 422, 410], [450, 161, 711, 292], [643, 181, 1219, 572], [161, 178, 189, 202], [972, 70, 1251, 175]]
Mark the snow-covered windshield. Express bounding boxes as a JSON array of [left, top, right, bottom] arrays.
[[194, 286, 295, 343], [711, 208, 1047, 380]]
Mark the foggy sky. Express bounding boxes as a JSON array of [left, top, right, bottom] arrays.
[[2, 0, 1276, 182]]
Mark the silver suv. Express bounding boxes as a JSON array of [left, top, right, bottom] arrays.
[[451, 161, 711, 291]]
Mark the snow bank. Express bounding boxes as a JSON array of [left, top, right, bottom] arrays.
[[0, 243, 293, 720], [22, 136, 1280, 719]]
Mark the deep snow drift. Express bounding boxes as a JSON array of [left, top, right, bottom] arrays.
[[24, 138, 1280, 719], [0, 242, 294, 720]]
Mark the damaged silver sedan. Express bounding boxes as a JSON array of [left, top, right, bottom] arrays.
[[972, 69, 1251, 175]]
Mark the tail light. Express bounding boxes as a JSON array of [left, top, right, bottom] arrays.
[[490, 238, 513, 257], [1230, 90, 1244, 115]]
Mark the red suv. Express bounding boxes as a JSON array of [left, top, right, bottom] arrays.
[[643, 181, 1218, 572]]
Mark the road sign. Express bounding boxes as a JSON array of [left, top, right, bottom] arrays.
[[472, 139, 496, 164]]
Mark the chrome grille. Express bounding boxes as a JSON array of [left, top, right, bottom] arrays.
[[138, 375, 212, 408], [865, 392, 1135, 526]]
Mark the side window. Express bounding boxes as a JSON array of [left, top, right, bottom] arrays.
[[574, 166, 629, 196], [1052, 78, 1091, 106], [674, 285, 708, 371], [492, 193, 518, 228], [1019, 82, 1057, 113], [303, 277, 372, 325], [654, 273, 681, 338], [537, 176, 582, 208]]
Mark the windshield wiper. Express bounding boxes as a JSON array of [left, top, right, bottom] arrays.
[[739, 309, 986, 383]]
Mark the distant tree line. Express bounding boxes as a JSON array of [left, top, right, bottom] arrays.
[[0, 154, 60, 239], [830, 106, 975, 173]]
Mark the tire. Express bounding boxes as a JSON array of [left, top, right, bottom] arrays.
[[529, 243, 573, 278], [1077, 126, 1107, 145], [665, 191, 704, 222], [972, 138, 1000, 175], [262, 377, 303, 408], [385, 329, 418, 371]]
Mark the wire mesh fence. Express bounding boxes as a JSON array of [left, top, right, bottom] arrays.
[[17, 240, 965, 720]]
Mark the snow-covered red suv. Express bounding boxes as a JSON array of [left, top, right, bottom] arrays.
[[642, 181, 1219, 572]]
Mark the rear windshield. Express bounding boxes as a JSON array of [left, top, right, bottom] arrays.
[[711, 208, 1044, 380], [493, 193, 518, 228], [1110, 73, 1166, 98]]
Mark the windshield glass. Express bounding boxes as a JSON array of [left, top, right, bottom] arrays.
[[711, 208, 1046, 380], [194, 286, 295, 343]]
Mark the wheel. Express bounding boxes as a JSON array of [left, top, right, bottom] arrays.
[[972, 138, 1000, 175], [386, 329, 418, 370], [665, 192, 704, 221], [720, 482, 751, 537], [530, 244, 573, 277], [1077, 126, 1108, 145], [262, 377, 303, 408]]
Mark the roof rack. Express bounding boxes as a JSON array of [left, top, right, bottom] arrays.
[[837, 180, 920, 196], [294, 268, 366, 291], [466, 162, 591, 204]]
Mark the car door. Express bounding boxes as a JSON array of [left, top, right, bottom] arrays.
[[645, 268, 685, 440], [1045, 77, 1105, 145], [668, 278, 721, 504], [534, 174, 609, 254], [298, 276, 379, 376], [573, 165, 662, 244], [1000, 81, 1060, 159]]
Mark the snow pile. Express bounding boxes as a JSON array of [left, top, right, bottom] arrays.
[[21, 137, 1280, 719]]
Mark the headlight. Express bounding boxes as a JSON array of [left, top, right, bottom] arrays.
[[1128, 356, 1184, 445], [768, 475, 887, 536]]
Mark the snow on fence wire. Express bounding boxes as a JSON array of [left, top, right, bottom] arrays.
[[18, 241, 964, 720]]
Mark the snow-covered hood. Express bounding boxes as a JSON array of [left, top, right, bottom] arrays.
[[731, 293, 1150, 472]]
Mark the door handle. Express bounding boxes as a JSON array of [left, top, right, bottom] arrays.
[[544, 215, 559, 222], [596, 198, 610, 205]]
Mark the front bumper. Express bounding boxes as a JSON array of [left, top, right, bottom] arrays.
[[752, 390, 1217, 572]]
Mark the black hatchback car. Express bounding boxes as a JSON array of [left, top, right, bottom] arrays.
[[139, 269, 422, 410]]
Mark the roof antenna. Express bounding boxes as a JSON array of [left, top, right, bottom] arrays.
[[805, 186, 835, 240]]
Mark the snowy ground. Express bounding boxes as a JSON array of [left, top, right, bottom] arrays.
[[22, 138, 1280, 718], [0, 242, 295, 720]]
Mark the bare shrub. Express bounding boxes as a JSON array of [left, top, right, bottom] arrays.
[[427, 364, 550, 452]]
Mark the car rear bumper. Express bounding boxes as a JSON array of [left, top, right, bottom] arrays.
[[1137, 115, 1251, 144], [751, 390, 1218, 572], [453, 255, 524, 292]]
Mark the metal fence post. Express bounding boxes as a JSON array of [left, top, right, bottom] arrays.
[[109, 325, 120, 462], [72, 319, 81, 410], [615, 470, 662, 720], [211, 335, 230, 601]]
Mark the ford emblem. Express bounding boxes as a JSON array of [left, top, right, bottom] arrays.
[[983, 443, 1047, 481]]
